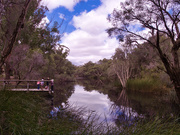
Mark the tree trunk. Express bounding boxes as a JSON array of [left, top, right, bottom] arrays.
[[158, 48, 180, 103], [171, 70, 180, 103], [0, 0, 31, 68], [174, 85, 180, 102]]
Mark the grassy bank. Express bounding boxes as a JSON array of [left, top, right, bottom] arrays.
[[0, 90, 180, 135], [126, 77, 171, 94]]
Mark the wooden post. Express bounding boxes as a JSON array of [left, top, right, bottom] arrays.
[[27, 81, 29, 92], [3, 81, 6, 90], [48, 81, 50, 94]]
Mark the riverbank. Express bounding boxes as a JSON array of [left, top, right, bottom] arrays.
[[0, 90, 180, 134]]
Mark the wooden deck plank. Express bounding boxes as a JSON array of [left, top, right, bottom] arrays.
[[10, 89, 49, 91]]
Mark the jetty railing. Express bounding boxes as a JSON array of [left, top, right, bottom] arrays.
[[0, 80, 52, 92]]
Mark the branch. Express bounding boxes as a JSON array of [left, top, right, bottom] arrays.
[[0, 0, 32, 68]]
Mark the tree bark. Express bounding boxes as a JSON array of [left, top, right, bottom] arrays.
[[0, 0, 31, 68], [157, 46, 180, 103]]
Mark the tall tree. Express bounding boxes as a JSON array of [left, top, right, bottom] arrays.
[[0, 0, 32, 68], [112, 48, 132, 88], [9, 44, 45, 81], [108, 0, 180, 102]]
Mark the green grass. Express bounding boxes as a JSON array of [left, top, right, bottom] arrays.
[[0, 90, 49, 134], [126, 78, 170, 94], [131, 116, 180, 135], [0, 90, 180, 135]]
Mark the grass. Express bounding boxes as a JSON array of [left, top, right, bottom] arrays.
[[0, 89, 180, 135], [0, 90, 49, 134], [0, 90, 115, 134], [126, 77, 170, 94], [131, 116, 180, 135]]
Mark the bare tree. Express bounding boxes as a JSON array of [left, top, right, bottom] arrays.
[[108, 0, 180, 102]]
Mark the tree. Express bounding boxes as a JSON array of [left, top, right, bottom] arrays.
[[112, 48, 132, 88], [53, 45, 70, 74], [0, 0, 32, 68], [9, 44, 45, 81], [108, 0, 180, 102]]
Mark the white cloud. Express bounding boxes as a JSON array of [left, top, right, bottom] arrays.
[[59, 13, 65, 19], [37, 16, 50, 28], [61, 0, 124, 65], [41, 0, 87, 11]]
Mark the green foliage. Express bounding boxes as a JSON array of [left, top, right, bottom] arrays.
[[75, 59, 112, 80], [0, 0, 75, 81], [108, 0, 180, 100]]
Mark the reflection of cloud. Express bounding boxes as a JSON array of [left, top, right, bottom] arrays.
[[68, 85, 113, 121]]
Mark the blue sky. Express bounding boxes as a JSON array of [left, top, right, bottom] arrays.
[[41, 0, 125, 65], [45, 0, 102, 34]]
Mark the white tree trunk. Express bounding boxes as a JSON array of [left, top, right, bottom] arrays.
[[113, 60, 132, 88]]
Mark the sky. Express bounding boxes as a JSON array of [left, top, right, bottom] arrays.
[[41, 0, 125, 66]]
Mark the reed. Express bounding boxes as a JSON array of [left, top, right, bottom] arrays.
[[127, 116, 180, 135], [126, 77, 169, 93]]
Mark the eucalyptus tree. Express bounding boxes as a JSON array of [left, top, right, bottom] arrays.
[[0, 0, 47, 78], [0, 0, 66, 80], [0, 0, 32, 69], [53, 45, 70, 75], [108, 0, 180, 101]]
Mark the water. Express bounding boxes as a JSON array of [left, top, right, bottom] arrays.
[[68, 85, 114, 123], [51, 80, 180, 126]]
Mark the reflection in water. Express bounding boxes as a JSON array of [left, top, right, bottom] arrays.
[[50, 97, 60, 117], [50, 106, 59, 117], [110, 89, 143, 127], [52, 81, 180, 127], [67, 85, 114, 123]]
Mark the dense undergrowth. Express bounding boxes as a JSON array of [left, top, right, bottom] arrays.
[[0, 90, 180, 135]]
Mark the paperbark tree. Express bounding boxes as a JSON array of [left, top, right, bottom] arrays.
[[108, 0, 180, 102], [112, 48, 132, 88]]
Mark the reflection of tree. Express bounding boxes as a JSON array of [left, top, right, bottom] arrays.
[[127, 91, 180, 118], [76, 79, 114, 94], [110, 89, 141, 128], [62, 80, 180, 125], [53, 82, 75, 107]]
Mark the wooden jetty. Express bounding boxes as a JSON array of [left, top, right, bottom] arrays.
[[10, 89, 49, 92], [0, 80, 53, 92]]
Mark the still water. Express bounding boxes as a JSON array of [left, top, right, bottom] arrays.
[[68, 84, 114, 123], [52, 80, 180, 126]]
